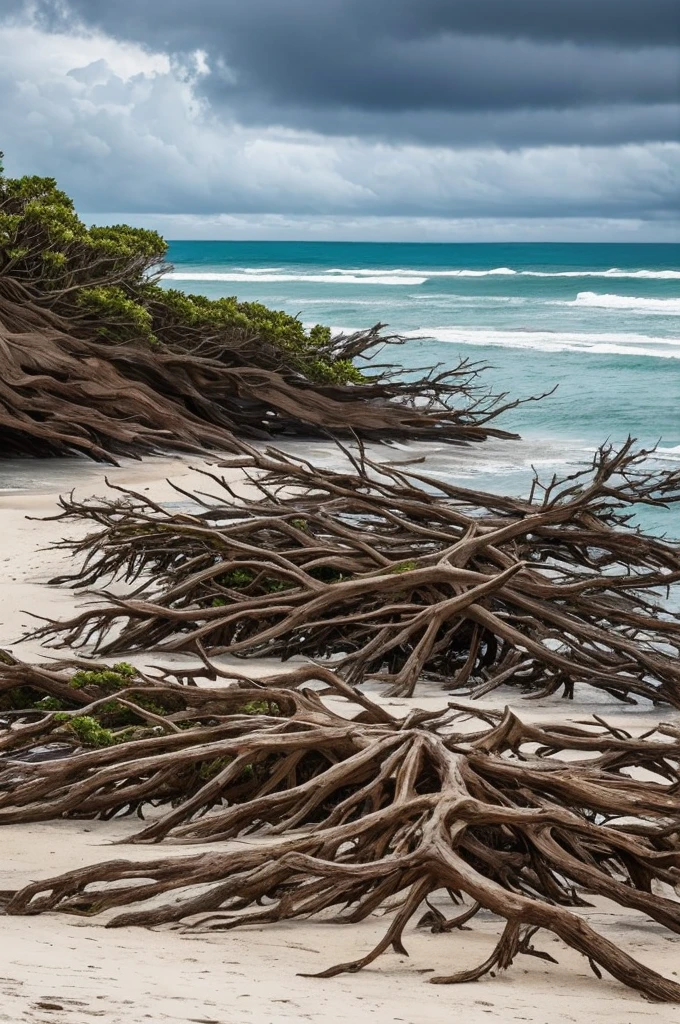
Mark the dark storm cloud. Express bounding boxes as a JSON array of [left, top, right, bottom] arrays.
[[28, 0, 680, 47], [20, 0, 680, 148], [234, 103, 680, 149]]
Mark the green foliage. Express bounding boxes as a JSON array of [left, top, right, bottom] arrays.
[[77, 286, 157, 344], [34, 696, 65, 711], [391, 560, 418, 573], [145, 286, 364, 384], [53, 714, 116, 748], [0, 172, 165, 297], [198, 756, 266, 784], [69, 662, 136, 691], [240, 700, 280, 716], [262, 578, 289, 592], [211, 564, 349, 604], [219, 569, 256, 589], [215, 569, 290, 595], [134, 696, 168, 717]]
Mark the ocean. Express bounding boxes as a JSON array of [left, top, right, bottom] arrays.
[[165, 241, 680, 535]]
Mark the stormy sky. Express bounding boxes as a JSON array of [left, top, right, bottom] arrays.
[[0, 0, 678, 239]]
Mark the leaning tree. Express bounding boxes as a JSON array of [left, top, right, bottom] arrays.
[[0, 159, 527, 460]]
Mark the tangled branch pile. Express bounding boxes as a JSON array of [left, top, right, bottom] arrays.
[[0, 163, 521, 461], [1, 656, 679, 1000], [35, 438, 680, 705]]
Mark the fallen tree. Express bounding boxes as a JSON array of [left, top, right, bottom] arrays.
[[1, 656, 679, 1001], [0, 163, 524, 460], [33, 437, 680, 705]]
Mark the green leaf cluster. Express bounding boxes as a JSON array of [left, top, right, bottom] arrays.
[[69, 662, 137, 691], [391, 560, 418, 573], [210, 563, 349, 606], [0, 172, 166, 294], [53, 714, 116, 748], [240, 700, 280, 716]]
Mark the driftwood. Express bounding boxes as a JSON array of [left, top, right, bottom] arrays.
[[32, 438, 680, 705], [2, 657, 680, 1001], [0, 277, 523, 461]]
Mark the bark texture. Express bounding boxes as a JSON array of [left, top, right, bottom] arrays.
[[32, 439, 680, 705], [2, 658, 679, 1001], [0, 279, 522, 461]]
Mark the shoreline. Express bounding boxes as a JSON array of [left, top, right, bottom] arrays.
[[1, 454, 679, 1023]]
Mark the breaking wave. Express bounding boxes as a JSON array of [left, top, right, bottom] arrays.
[[166, 266, 680, 285], [398, 326, 680, 360], [562, 292, 680, 314], [164, 272, 427, 285]]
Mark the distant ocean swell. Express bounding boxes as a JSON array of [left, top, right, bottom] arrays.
[[560, 293, 680, 314], [165, 267, 680, 285], [354, 326, 680, 360]]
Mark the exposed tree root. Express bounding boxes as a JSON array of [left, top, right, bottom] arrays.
[[2, 659, 680, 1001], [0, 279, 523, 461], [32, 438, 680, 704]]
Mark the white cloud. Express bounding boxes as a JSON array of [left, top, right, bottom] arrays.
[[1, 12, 678, 238]]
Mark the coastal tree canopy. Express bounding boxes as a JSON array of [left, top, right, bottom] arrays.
[[0, 158, 358, 383], [0, 158, 522, 461]]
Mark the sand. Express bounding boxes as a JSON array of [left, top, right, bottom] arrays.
[[1, 455, 678, 1024]]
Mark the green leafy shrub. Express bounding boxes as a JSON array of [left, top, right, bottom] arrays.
[[53, 714, 116, 748], [218, 569, 256, 589], [0, 159, 365, 386], [240, 700, 280, 716], [214, 569, 292, 597], [34, 696, 65, 711], [69, 662, 136, 691], [77, 287, 157, 344]]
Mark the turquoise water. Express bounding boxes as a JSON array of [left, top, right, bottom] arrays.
[[165, 241, 680, 534]]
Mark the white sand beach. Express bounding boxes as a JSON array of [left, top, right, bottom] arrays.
[[1, 457, 679, 1024]]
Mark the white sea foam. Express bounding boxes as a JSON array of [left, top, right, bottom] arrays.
[[398, 326, 680, 360], [166, 266, 680, 285], [654, 445, 680, 462], [561, 292, 680, 314], [318, 266, 680, 280], [521, 269, 680, 280], [327, 267, 519, 278], [300, 294, 528, 307], [165, 272, 427, 285]]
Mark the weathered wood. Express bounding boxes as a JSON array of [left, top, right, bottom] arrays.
[[2, 659, 679, 1001], [33, 438, 680, 705], [0, 279, 522, 461]]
